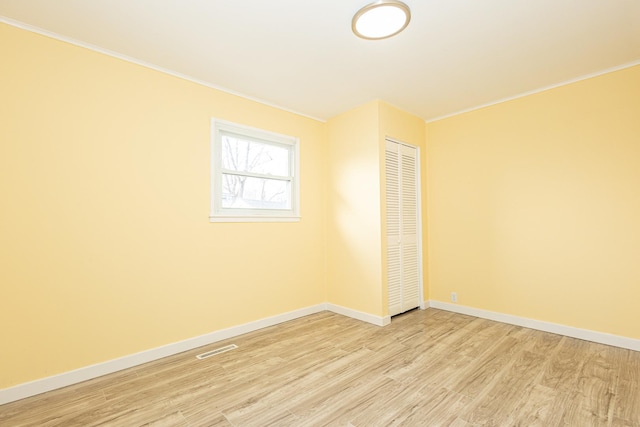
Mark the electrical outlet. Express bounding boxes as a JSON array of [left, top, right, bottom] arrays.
[[451, 292, 458, 303]]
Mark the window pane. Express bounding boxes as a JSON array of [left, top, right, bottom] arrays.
[[221, 135, 290, 177], [222, 175, 291, 210]]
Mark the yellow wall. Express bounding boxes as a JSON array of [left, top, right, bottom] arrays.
[[326, 101, 383, 315], [426, 65, 640, 339], [0, 23, 327, 388], [4, 17, 638, 392], [325, 101, 427, 317]]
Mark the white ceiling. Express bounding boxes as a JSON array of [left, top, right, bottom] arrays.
[[1, 0, 639, 121]]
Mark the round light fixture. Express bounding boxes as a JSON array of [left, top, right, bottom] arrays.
[[352, 0, 411, 40]]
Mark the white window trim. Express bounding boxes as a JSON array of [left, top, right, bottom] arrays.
[[210, 119, 300, 223]]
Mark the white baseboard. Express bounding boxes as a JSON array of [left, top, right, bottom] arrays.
[[18, 299, 614, 406], [0, 304, 327, 406], [326, 303, 391, 326], [427, 300, 640, 352]]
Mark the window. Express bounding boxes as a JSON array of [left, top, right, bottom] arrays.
[[210, 119, 300, 222]]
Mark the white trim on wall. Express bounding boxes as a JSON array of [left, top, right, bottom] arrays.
[[326, 303, 391, 327], [0, 304, 326, 405], [4, 300, 638, 405], [0, 303, 390, 405], [0, 16, 325, 123], [425, 60, 640, 123], [427, 300, 640, 352], [4, 17, 638, 126]]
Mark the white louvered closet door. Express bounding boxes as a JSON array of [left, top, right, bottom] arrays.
[[386, 140, 421, 317]]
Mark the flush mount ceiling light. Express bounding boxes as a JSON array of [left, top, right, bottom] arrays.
[[352, 0, 411, 40]]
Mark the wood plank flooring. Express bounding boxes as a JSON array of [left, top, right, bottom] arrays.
[[1, 308, 639, 426]]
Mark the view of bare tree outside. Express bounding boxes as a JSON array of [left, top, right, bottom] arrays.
[[220, 134, 291, 210]]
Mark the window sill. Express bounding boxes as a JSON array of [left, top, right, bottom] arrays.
[[209, 216, 301, 223]]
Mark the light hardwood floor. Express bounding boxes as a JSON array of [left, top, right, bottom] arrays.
[[1, 308, 639, 426]]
